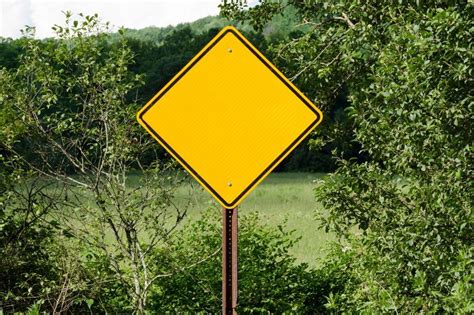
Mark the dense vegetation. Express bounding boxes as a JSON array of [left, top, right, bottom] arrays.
[[1, 0, 472, 313], [222, 0, 473, 313]]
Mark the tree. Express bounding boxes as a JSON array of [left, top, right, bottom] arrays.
[[0, 13, 191, 313], [221, 0, 473, 313], [0, 38, 23, 69]]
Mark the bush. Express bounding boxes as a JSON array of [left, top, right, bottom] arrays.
[[149, 209, 343, 313], [221, 1, 473, 312]]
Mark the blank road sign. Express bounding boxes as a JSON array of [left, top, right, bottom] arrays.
[[137, 26, 323, 208]]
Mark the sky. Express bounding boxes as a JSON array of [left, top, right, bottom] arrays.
[[0, 0, 227, 39]]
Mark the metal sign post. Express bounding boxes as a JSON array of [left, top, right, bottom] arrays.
[[222, 207, 238, 314]]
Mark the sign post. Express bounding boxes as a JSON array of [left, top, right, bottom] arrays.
[[222, 207, 238, 314], [136, 26, 323, 313]]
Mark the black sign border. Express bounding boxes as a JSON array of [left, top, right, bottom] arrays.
[[138, 28, 322, 208]]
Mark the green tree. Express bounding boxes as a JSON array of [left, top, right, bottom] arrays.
[[0, 13, 191, 313], [0, 38, 24, 69], [221, 0, 473, 313]]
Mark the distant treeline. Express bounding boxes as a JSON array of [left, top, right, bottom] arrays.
[[0, 13, 359, 172]]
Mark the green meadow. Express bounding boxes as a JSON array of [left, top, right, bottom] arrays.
[[168, 172, 335, 266]]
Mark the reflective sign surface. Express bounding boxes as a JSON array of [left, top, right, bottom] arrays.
[[137, 26, 323, 208]]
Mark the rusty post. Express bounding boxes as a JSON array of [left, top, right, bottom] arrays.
[[222, 207, 238, 314]]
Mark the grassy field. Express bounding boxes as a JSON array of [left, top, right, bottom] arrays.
[[40, 171, 333, 266], [174, 172, 335, 266]]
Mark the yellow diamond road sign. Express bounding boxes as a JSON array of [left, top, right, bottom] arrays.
[[137, 26, 323, 208]]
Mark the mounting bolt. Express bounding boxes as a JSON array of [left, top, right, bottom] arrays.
[[227, 181, 233, 187], [228, 48, 232, 53]]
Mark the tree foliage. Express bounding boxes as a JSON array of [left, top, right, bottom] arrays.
[[1, 1, 471, 312], [0, 13, 191, 313], [221, 0, 473, 313]]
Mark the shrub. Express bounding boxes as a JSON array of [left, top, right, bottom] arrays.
[[149, 209, 342, 313]]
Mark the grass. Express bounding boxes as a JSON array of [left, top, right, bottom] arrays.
[[50, 171, 334, 267], [172, 172, 335, 266]]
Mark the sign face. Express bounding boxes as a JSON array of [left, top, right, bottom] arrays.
[[137, 26, 323, 208]]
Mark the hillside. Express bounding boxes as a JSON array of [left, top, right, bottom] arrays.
[[119, 6, 302, 45]]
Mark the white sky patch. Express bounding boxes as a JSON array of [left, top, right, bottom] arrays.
[[1, 0, 223, 39], [248, 0, 259, 7], [1, 0, 33, 38]]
